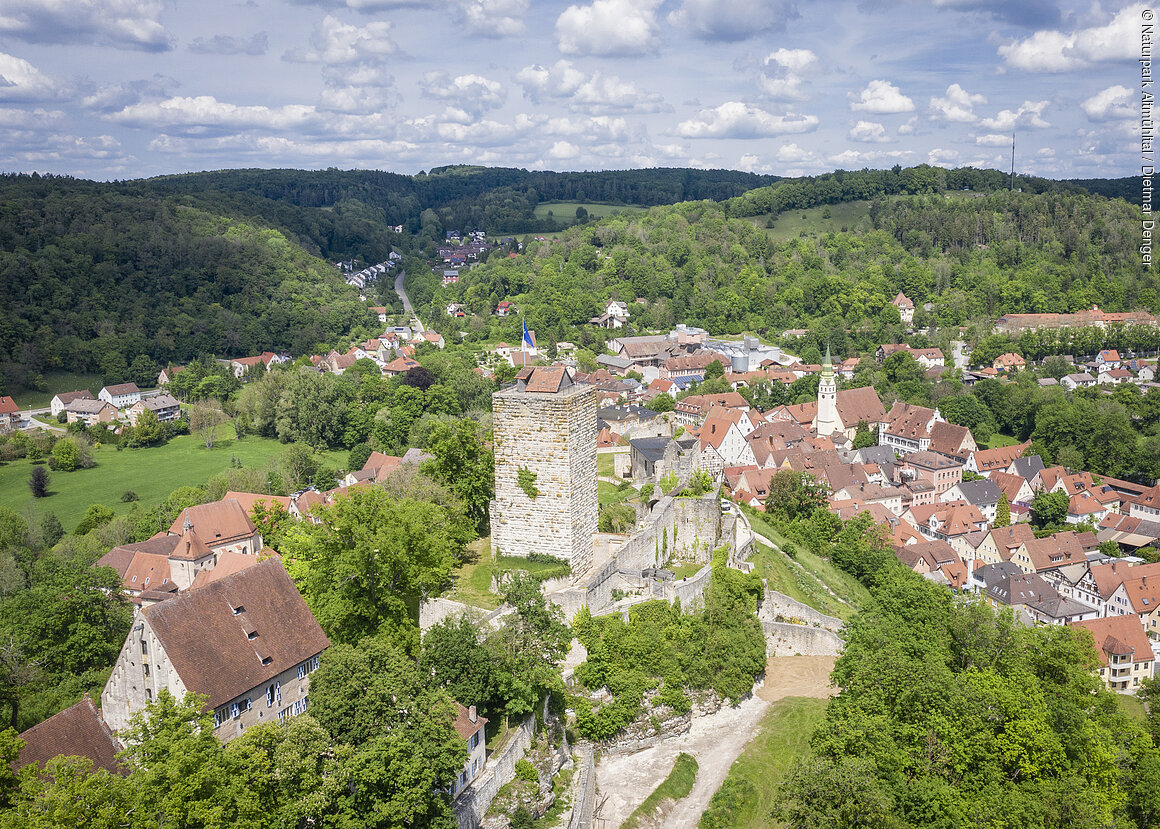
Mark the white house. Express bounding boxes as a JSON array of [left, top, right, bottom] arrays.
[[99, 383, 142, 409]]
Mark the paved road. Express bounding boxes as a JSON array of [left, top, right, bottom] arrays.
[[393, 270, 413, 315], [393, 270, 425, 334]]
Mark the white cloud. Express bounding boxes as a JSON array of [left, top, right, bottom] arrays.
[[758, 48, 817, 101], [849, 80, 914, 113], [829, 148, 912, 166], [107, 95, 322, 132], [0, 52, 65, 102], [775, 142, 813, 163], [284, 16, 398, 64], [1081, 85, 1134, 121], [980, 100, 1049, 130], [0, 0, 172, 51], [928, 83, 986, 122], [548, 140, 580, 159], [421, 72, 506, 115], [555, 0, 662, 57], [676, 101, 818, 138], [975, 133, 1011, 146], [189, 33, 268, 56], [998, 5, 1140, 72], [515, 60, 666, 112], [848, 120, 891, 143], [897, 116, 917, 135], [667, 0, 798, 42], [456, 0, 529, 36]]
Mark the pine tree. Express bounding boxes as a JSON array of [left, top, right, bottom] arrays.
[[28, 466, 49, 498]]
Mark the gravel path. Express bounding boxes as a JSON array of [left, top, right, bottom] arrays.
[[593, 655, 836, 829]]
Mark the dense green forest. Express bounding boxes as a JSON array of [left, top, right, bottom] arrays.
[[428, 176, 1154, 354]]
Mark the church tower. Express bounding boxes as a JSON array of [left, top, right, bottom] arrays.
[[815, 346, 838, 437]]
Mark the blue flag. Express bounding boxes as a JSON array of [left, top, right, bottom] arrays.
[[522, 318, 534, 350]]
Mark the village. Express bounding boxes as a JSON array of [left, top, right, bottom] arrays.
[[5, 284, 1160, 829]]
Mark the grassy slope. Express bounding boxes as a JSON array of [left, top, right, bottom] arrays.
[[752, 201, 873, 244], [0, 426, 347, 531], [8, 372, 108, 410], [698, 697, 828, 829], [745, 511, 870, 620], [623, 752, 698, 829], [532, 202, 647, 220]]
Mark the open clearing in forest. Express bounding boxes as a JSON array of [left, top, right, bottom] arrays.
[[593, 654, 835, 829]]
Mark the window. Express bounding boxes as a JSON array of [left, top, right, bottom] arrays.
[[267, 685, 275, 707], [140, 639, 149, 655], [248, 631, 258, 640], [276, 681, 281, 703], [298, 664, 306, 680], [231, 703, 240, 719], [243, 697, 252, 711], [145, 688, 152, 701], [143, 664, 150, 677]]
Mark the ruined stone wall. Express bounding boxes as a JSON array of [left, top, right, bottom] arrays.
[[492, 384, 598, 576]]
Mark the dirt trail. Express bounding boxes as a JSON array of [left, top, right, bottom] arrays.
[[593, 654, 835, 829]]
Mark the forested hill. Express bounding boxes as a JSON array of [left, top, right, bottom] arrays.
[[129, 166, 782, 240], [0, 176, 377, 394], [426, 182, 1155, 359]]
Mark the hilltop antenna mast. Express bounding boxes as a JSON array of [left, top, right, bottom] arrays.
[[1009, 129, 1016, 191]]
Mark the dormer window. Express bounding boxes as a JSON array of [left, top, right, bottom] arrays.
[[232, 604, 245, 615], [248, 631, 258, 640]]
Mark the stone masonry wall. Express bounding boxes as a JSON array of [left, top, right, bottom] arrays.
[[492, 384, 597, 577], [453, 712, 537, 829], [762, 621, 845, 657], [758, 588, 844, 633]]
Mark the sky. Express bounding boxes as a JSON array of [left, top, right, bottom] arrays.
[[0, 0, 1146, 180]]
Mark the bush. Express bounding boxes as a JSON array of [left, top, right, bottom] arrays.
[[514, 759, 538, 785], [121, 490, 139, 503]]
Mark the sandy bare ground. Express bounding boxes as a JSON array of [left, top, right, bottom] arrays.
[[593, 655, 836, 829]]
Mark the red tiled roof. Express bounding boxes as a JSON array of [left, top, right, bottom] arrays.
[[16, 696, 123, 774], [143, 559, 329, 709]]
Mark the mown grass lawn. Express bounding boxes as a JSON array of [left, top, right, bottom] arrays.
[[698, 697, 828, 829], [0, 426, 347, 532], [448, 537, 572, 609]]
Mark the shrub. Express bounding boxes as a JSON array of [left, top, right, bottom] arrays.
[[514, 759, 538, 785], [121, 490, 139, 502], [517, 466, 539, 499]]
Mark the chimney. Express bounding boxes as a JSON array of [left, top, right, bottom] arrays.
[[469, 705, 477, 723]]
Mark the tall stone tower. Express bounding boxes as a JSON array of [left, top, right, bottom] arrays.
[[491, 366, 597, 577], [815, 346, 838, 437]]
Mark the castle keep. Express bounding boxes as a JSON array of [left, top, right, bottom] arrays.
[[491, 366, 597, 577]]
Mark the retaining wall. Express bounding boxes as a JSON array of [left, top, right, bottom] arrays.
[[758, 588, 844, 633], [762, 621, 845, 657], [454, 714, 537, 829]]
